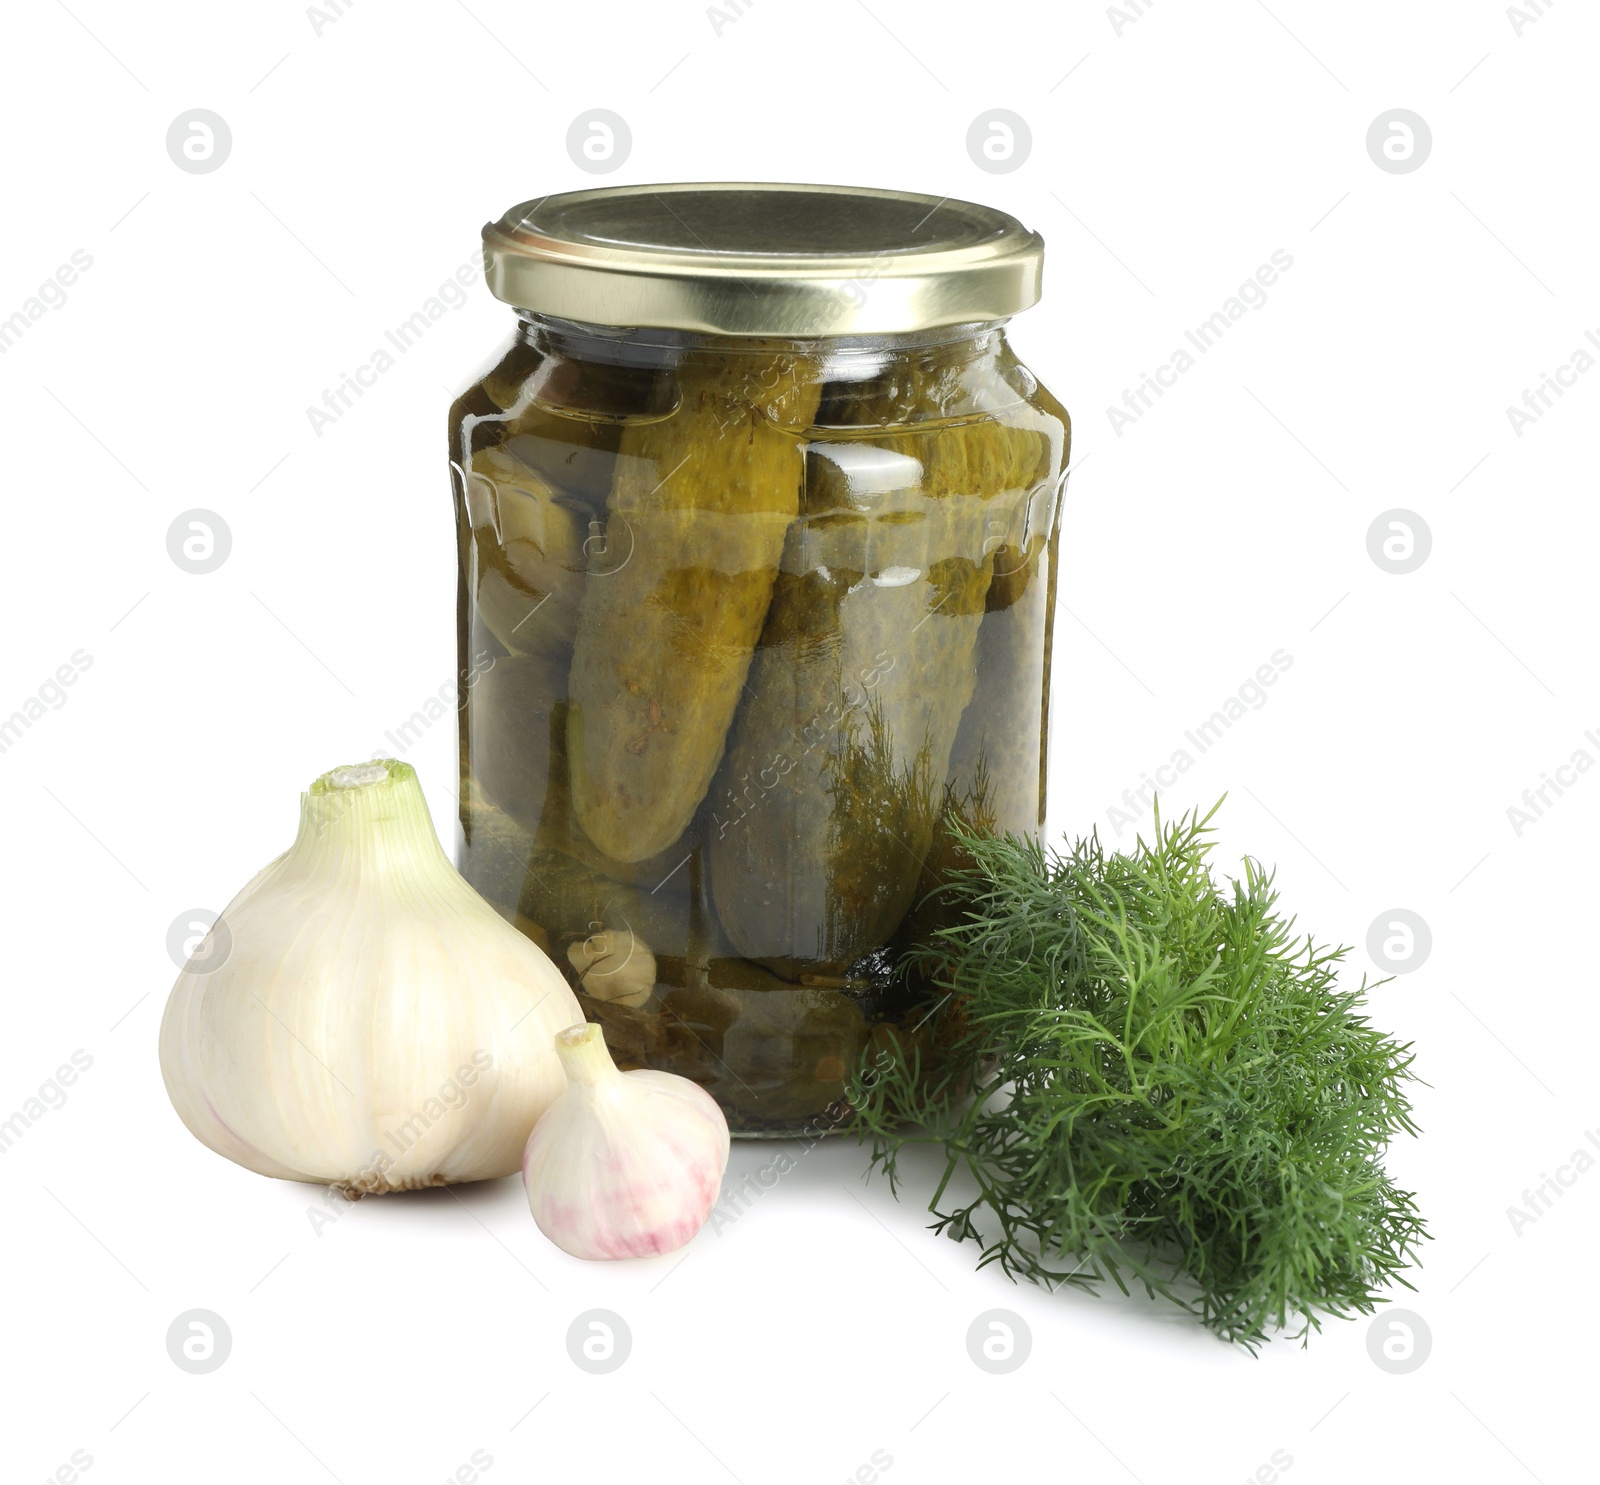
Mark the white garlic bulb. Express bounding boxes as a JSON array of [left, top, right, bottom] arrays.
[[159, 760, 581, 1195], [567, 928, 656, 1008], [522, 1023, 730, 1259]]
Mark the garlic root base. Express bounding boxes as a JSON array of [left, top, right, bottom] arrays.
[[330, 1171, 450, 1200]]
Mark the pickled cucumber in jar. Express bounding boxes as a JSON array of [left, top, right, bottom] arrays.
[[456, 344, 672, 664], [941, 364, 1070, 837], [565, 344, 824, 865], [453, 331, 688, 951], [706, 349, 1052, 978], [462, 445, 591, 660]]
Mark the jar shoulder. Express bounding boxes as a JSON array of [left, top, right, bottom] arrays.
[[449, 324, 1070, 463]]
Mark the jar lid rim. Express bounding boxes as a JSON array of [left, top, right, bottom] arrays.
[[482, 182, 1044, 337]]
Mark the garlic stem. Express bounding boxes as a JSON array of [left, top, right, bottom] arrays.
[[287, 759, 453, 881], [553, 1022, 618, 1089], [328, 762, 391, 789]]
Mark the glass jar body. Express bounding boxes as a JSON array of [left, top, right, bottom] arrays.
[[449, 314, 1069, 1134]]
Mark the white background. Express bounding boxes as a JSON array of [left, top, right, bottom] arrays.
[[3, 1, 1595, 1481]]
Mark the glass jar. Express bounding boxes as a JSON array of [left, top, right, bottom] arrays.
[[449, 184, 1070, 1134]]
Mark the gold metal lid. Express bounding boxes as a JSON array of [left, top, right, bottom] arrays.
[[482, 182, 1044, 337]]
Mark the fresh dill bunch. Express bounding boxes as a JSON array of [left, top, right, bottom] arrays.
[[853, 801, 1428, 1349]]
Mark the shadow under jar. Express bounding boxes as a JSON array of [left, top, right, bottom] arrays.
[[450, 183, 1070, 1135]]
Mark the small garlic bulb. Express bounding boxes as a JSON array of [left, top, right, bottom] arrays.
[[567, 929, 655, 1008], [159, 761, 582, 1195], [522, 1023, 730, 1259]]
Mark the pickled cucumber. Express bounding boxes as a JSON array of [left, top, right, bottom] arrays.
[[708, 371, 1052, 977], [456, 338, 692, 939], [463, 650, 568, 834], [943, 365, 1070, 835], [945, 472, 1064, 835], [457, 343, 673, 663], [566, 345, 823, 863], [458, 765, 692, 963], [464, 444, 591, 659], [464, 642, 703, 971], [897, 394, 1067, 962]]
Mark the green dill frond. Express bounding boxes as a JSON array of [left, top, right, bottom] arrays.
[[852, 802, 1428, 1349]]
